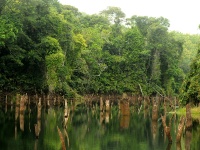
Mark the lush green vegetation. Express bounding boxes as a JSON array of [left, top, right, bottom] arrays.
[[180, 47, 200, 105], [171, 107, 200, 119], [0, 0, 199, 102]]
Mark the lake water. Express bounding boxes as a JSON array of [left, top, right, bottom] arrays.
[[0, 95, 200, 150]]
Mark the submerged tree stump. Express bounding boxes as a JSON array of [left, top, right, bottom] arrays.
[[176, 116, 185, 143], [152, 98, 158, 121], [100, 97, 103, 111], [161, 115, 172, 143], [105, 99, 110, 111]]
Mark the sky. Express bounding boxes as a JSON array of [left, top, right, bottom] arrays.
[[58, 0, 200, 34]]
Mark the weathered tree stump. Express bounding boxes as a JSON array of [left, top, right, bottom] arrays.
[[152, 98, 158, 121], [176, 116, 185, 143], [161, 115, 172, 143], [105, 99, 110, 111], [105, 111, 110, 123], [100, 97, 103, 111]]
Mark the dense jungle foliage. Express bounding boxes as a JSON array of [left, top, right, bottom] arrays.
[[0, 0, 200, 104]]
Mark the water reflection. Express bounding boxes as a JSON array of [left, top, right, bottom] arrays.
[[120, 100, 130, 129], [0, 95, 200, 150], [35, 98, 41, 138], [185, 129, 192, 150], [151, 97, 158, 144]]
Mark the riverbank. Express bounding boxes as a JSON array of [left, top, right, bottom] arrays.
[[172, 106, 200, 119]]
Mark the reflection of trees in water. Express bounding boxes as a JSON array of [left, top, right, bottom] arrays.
[[20, 95, 28, 132], [185, 129, 192, 150], [151, 97, 159, 147], [35, 98, 41, 139], [82, 95, 200, 150], [120, 100, 130, 129], [99, 98, 111, 124], [15, 96, 19, 139], [1, 94, 200, 150], [63, 99, 70, 148]]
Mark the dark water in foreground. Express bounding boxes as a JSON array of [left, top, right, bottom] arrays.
[[0, 97, 200, 150]]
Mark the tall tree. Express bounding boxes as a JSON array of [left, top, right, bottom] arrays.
[[180, 46, 200, 105]]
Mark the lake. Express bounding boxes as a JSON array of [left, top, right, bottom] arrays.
[[0, 94, 199, 150]]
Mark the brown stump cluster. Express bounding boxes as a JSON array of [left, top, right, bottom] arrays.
[[161, 114, 186, 148]]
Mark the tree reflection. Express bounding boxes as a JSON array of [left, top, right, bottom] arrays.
[[185, 129, 192, 150], [119, 100, 130, 129], [35, 98, 41, 138], [15, 95, 20, 139], [151, 97, 158, 143], [1, 95, 200, 150], [19, 95, 28, 132]]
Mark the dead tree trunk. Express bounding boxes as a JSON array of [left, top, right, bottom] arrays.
[[100, 97, 103, 111], [161, 115, 172, 143], [152, 98, 158, 121], [105, 99, 110, 112], [176, 116, 185, 143]]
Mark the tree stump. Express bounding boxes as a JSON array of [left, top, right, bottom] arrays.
[[161, 115, 172, 143], [176, 116, 185, 143]]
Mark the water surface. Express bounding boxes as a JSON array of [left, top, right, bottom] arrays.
[[0, 96, 200, 150]]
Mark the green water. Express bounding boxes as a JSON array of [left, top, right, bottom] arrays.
[[0, 100, 200, 150]]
